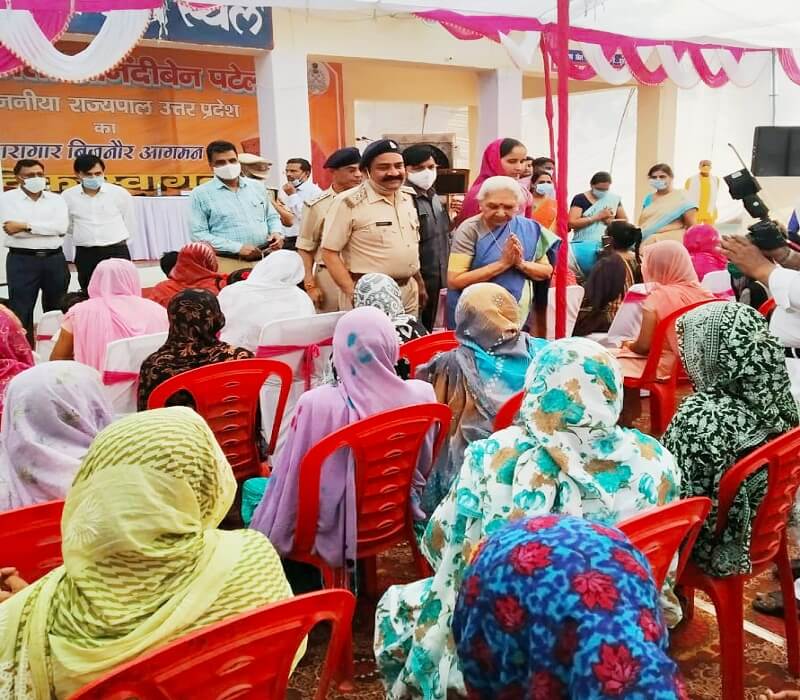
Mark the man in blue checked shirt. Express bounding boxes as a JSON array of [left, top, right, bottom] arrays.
[[190, 140, 284, 272]]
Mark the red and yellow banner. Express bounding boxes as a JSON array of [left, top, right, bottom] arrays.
[[0, 43, 258, 192]]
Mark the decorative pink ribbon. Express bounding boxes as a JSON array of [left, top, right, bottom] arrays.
[[34, 334, 53, 341], [256, 337, 333, 391], [102, 370, 139, 385], [623, 290, 649, 303]]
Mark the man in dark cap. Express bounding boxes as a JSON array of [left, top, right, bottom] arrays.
[[321, 139, 426, 314], [296, 146, 363, 312], [403, 143, 451, 330]]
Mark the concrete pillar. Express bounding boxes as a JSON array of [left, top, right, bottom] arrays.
[[635, 83, 678, 216], [254, 49, 312, 189], [477, 67, 523, 161]]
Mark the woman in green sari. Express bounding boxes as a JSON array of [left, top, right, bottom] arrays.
[[374, 337, 681, 699], [663, 302, 798, 579]]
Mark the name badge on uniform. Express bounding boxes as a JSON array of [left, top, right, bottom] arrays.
[[375, 221, 392, 227]]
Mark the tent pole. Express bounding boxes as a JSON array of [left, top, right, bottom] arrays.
[[554, 0, 570, 338]]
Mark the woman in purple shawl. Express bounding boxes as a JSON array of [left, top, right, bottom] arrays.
[[249, 307, 437, 569]]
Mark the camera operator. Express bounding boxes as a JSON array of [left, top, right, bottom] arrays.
[[721, 229, 800, 404]]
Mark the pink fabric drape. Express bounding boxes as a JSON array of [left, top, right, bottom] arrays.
[[553, 2, 570, 339], [7, 1, 159, 8], [101, 370, 140, 385], [0, 8, 70, 79], [256, 338, 333, 391], [778, 49, 800, 86], [66, 259, 168, 371]]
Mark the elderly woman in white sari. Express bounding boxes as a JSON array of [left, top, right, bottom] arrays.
[[218, 250, 316, 352]]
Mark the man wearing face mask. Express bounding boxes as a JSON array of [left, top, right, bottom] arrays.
[[296, 146, 363, 312], [403, 144, 451, 330], [278, 158, 322, 250], [237, 153, 295, 229], [684, 159, 720, 225], [321, 139, 425, 315], [532, 156, 555, 176], [0, 158, 69, 341], [62, 154, 134, 291], [190, 140, 283, 273]]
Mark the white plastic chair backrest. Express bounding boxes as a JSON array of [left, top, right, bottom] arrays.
[[701, 270, 734, 297], [607, 283, 649, 346], [256, 311, 346, 458], [35, 310, 63, 361], [102, 332, 168, 416], [545, 285, 585, 340]]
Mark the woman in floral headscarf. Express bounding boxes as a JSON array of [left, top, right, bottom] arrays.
[[374, 337, 680, 699], [663, 302, 798, 580], [452, 515, 688, 700], [354, 273, 428, 344]]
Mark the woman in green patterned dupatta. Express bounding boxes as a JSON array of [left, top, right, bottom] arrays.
[[664, 302, 799, 578], [0, 407, 300, 699], [374, 337, 681, 699]]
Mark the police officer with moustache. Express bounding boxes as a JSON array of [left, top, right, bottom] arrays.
[[321, 139, 427, 315], [296, 147, 363, 312]]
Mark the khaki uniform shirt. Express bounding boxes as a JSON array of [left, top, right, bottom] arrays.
[[296, 187, 337, 263], [321, 179, 420, 280]]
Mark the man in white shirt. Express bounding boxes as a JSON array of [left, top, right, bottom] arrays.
[[722, 232, 800, 405], [0, 158, 69, 340], [277, 157, 321, 250], [62, 154, 134, 290]]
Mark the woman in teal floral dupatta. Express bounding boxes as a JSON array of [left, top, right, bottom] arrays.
[[374, 337, 681, 699]]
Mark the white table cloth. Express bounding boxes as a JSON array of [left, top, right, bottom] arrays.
[[63, 196, 191, 262]]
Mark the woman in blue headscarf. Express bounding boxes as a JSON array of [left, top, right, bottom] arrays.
[[452, 515, 688, 700], [447, 176, 558, 330]]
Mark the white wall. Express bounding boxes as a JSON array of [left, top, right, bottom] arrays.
[[522, 86, 639, 210], [354, 101, 471, 168]]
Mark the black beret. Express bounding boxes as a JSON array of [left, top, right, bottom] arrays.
[[324, 146, 361, 170], [360, 139, 402, 170]]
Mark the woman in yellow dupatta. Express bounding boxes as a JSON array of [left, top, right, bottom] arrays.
[[639, 163, 697, 245], [0, 407, 299, 699]]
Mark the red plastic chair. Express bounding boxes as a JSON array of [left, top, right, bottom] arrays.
[[678, 427, 800, 700], [399, 331, 458, 376], [0, 499, 64, 583], [494, 390, 524, 432], [287, 403, 450, 686], [70, 589, 356, 700], [617, 496, 712, 589], [623, 298, 717, 434], [759, 297, 777, 318], [147, 359, 292, 482]]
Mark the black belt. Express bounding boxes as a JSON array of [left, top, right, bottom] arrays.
[[785, 347, 800, 359], [76, 241, 127, 250], [8, 247, 63, 258]]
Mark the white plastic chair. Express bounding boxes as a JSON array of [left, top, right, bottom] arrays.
[[255, 312, 346, 458], [546, 285, 585, 340], [102, 332, 168, 416], [701, 270, 735, 299], [606, 283, 649, 347], [34, 310, 63, 361]]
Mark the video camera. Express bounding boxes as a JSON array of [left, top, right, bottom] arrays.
[[724, 147, 787, 250]]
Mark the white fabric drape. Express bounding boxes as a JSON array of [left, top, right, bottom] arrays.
[[498, 31, 541, 70], [654, 44, 702, 89], [0, 9, 151, 82], [717, 49, 771, 87], [578, 42, 632, 85]]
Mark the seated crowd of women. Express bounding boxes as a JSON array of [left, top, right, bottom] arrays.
[[2, 274, 797, 697], [0, 137, 796, 699]]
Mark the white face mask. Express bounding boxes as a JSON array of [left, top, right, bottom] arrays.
[[214, 162, 241, 181], [407, 168, 437, 191], [22, 176, 47, 194]]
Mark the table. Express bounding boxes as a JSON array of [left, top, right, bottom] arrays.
[[62, 196, 192, 262]]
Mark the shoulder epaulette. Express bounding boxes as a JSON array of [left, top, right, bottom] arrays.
[[343, 183, 368, 208], [305, 189, 333, 208]]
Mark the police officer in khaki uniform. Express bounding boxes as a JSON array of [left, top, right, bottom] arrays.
[[296, 147, 362, 312], [321, 139, 428, 315]]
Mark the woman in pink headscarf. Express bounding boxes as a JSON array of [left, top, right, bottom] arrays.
[[250, 307, 436, 574], [455, 138, 532, 227], [0, 308, 34, 421], [50, 258, 168, 371], [614, 239, 714, 380], [683, 223, 728, 281]]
